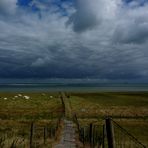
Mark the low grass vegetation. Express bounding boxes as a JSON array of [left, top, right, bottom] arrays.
[[0, 92, 62, 147], [0, 92, 62, 120], [69, 92, 148, 147], [0, 91, 148, 147], [69, 92, 148, 118]]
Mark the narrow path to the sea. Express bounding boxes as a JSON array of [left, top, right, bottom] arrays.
[[54, 119, 76, 148], [62, 93, 73, 119], [54, 93, 77, 148]]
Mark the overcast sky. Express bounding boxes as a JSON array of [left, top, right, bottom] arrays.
[[0, 0, 148, 82]]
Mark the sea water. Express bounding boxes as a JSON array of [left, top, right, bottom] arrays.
[[0, 78, 148, 92]]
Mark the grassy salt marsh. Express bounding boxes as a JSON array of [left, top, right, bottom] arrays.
[[0, 92, 62, 120], [0, 92, 63, 147], [0, 91, 148, 147], [70, 92, 148, 118], [69, 92, 148, 147]]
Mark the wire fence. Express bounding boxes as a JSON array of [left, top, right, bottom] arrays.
[[79, 124, 104, 147], [112, 119, 146, 148], [0, 117, 62, 148], [0, 94, 66, 148], [73, 114, 104, 147], [74, 114, 147, 148]]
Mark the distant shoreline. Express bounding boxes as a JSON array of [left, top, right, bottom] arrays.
[[0, 83, 148, 92]]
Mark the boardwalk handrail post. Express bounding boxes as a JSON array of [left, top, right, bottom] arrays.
[[105, 118, 115, 148]]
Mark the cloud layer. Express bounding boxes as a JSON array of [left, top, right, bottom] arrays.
[[0, 0, 148, 81], [0, 0, 17, 14]]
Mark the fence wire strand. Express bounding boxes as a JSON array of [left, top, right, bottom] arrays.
[[111, 119, 146, 148]]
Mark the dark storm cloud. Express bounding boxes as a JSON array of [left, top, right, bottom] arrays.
[[0, 0, 148, 81], [113, 3, 148, 44], [113, 23, 148, 44], [67, 0, 99, 32]]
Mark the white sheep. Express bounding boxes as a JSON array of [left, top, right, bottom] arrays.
[[24, 96, 30, 100], [18, 94, 22, 97]]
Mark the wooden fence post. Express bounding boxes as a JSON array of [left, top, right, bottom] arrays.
[[102, 124, 105, 148], [83, 127, 85, 145], [30, 122, 34, 148], [44, 126, 47, 144], [89, 123, 93, 147], [60, 96, 65, 116], [93, 125, 95, 147], [74, 114, 80, 132], [105, 118, 115, 148]]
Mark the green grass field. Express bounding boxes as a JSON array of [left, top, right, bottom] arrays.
[[69, 92, 148, 118], [0, 92, 62, 120], [69, 92, 148, 147], [0, 92, 62, 147], [0, 91, 147, 147]]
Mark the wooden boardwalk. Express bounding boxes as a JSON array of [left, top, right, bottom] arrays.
[[54, 119, 77, 148]]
